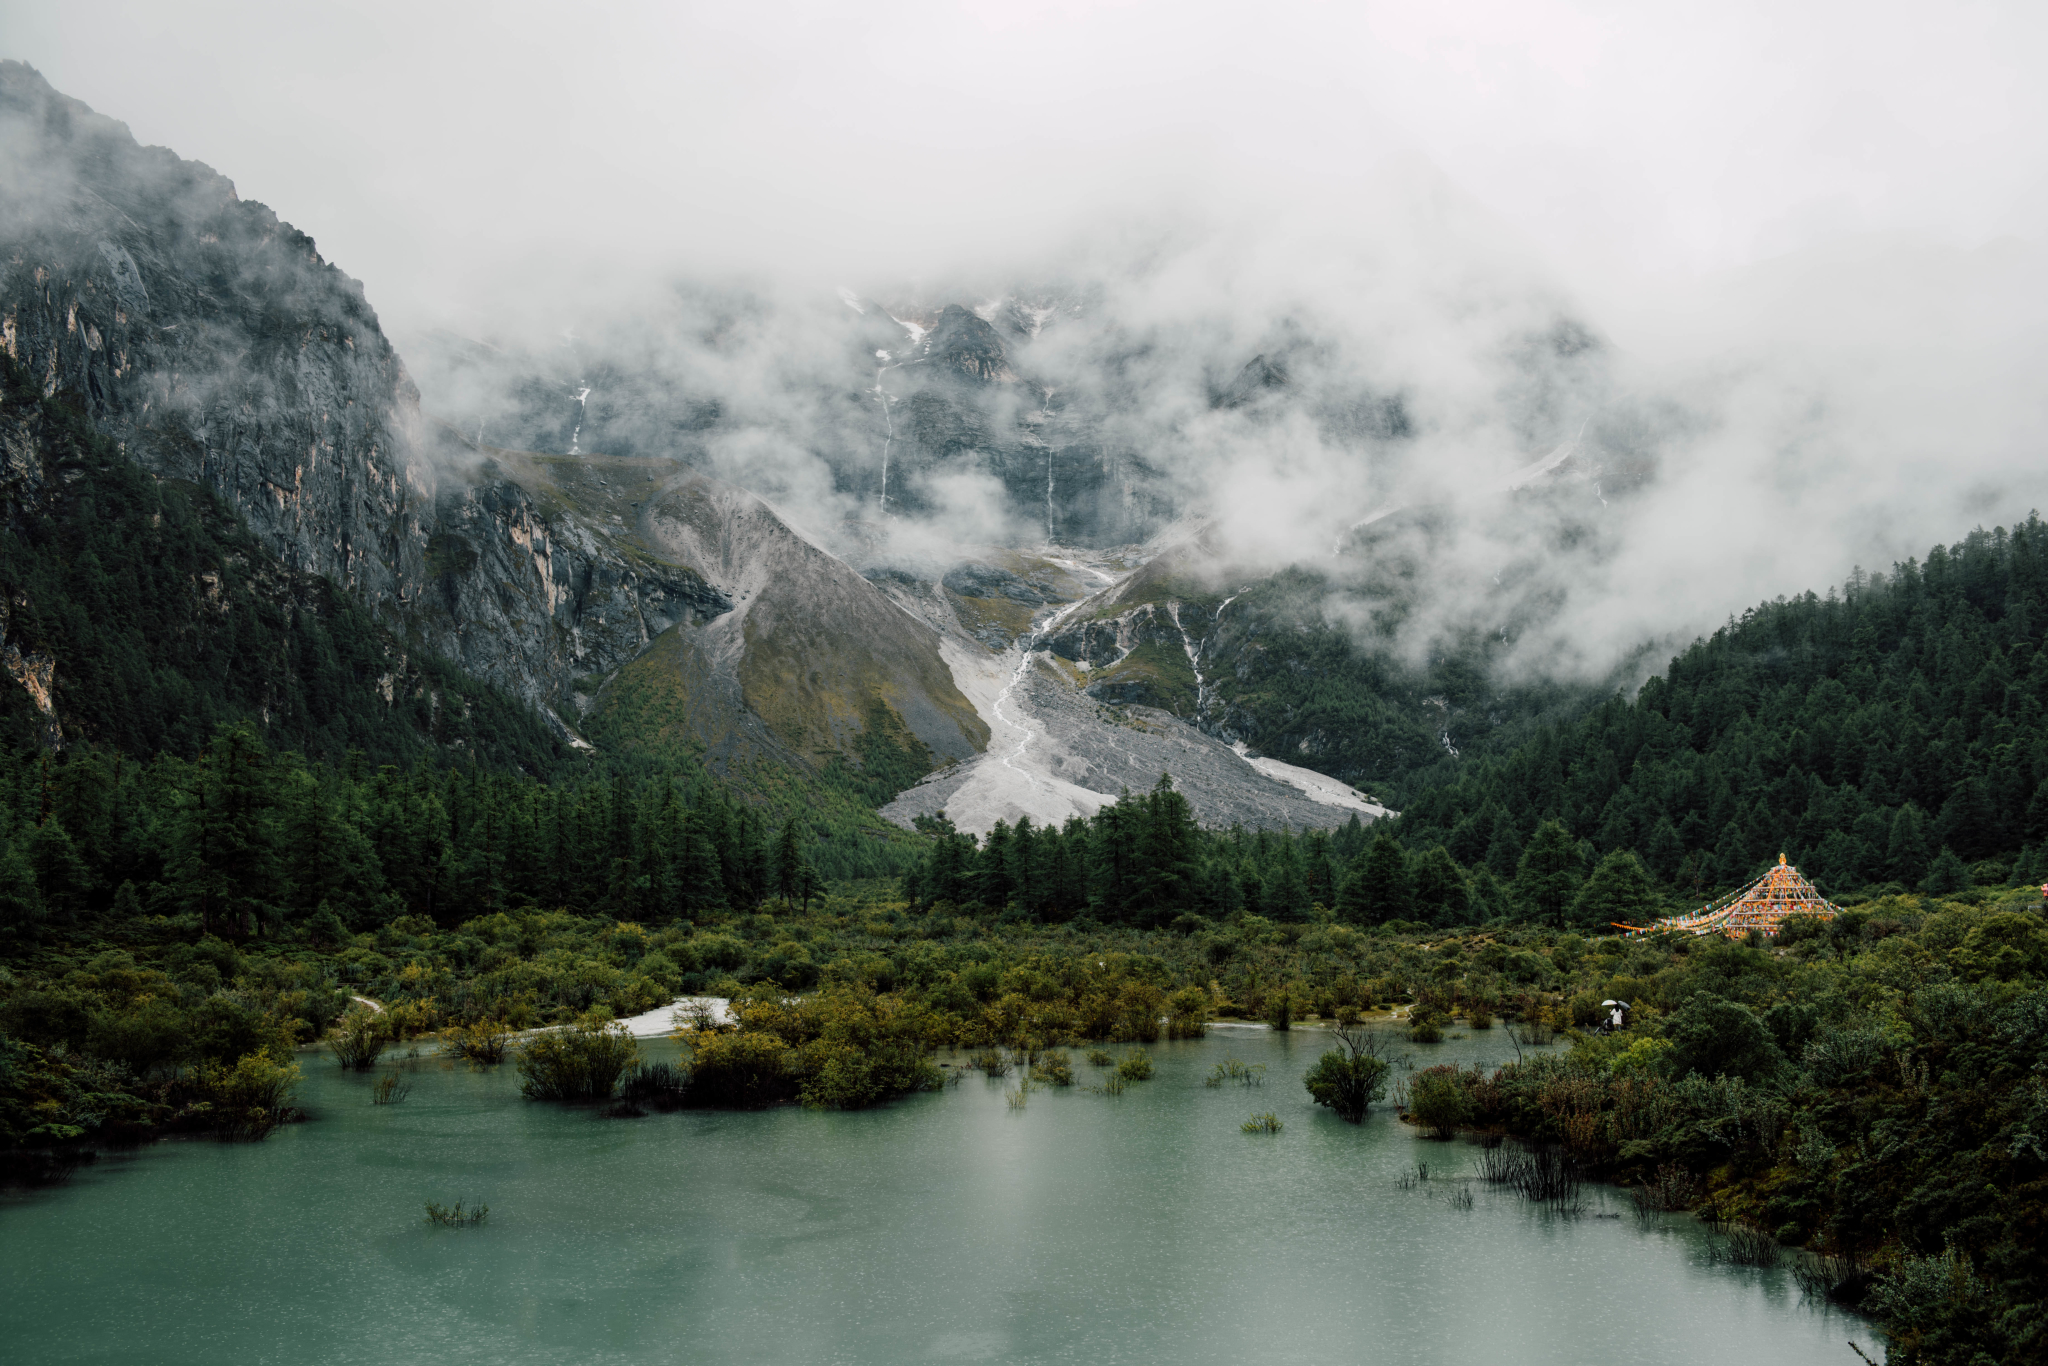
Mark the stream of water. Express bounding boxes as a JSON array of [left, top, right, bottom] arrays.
[[0, 1027, 1878, 1365]]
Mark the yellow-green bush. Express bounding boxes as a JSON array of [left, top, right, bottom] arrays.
[[516, 1021, 639, 1102]]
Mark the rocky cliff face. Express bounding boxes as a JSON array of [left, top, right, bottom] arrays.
[[0, 64, 987, 790], [0, 61, 430, 615], [416, 430, 733, 718]]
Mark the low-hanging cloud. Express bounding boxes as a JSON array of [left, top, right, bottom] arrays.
[[11, 0, 2048, 682]]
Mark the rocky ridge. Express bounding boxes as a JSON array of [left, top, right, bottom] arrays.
[[0, 63, 987, 793]]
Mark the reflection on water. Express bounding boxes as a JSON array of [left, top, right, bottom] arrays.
[[1, 1026, 1879, 1365]]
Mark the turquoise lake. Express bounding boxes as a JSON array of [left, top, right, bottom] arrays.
[[0, 1025, 1881, 1364]]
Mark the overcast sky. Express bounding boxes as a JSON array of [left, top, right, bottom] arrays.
[[11, 2, 2048, 667], [12, 1, 2045, 324]]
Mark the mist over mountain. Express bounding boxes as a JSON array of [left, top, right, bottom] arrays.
[[5, 0, 2048, 834]]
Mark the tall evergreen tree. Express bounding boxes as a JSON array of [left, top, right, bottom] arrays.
[[1512, 820, 1583, 926], [1410, 845, 1471, 926], [1571, 850, 1660, 930], [1339, 832, 1413, 925]]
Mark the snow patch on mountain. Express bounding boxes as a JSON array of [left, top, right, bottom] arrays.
[[1231, 744, 1395, 819]]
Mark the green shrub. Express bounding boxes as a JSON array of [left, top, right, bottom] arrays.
[[1407, 1065, 1474, 1139], [1265, 991, 1293, 1032], [187, 1049, 302, 1140], [688, 989, 941, 1110], [1116, 1050, 1154, 1081], [1303, 1033, 1392, 1123], [441, 1020, 511, 1064], [516, 1022, 639, 1102], [617, 1061, 690, 1111], [424, 1199, 488, 1227], [82, 997, 184, 1074], [1410, 1008, 1445, 1043], [330, 1008, 387, 1070], [1165, 987, 1209, 1039], [1207, 1059, 1267, 1087], [687, 1030, 794, 1107]]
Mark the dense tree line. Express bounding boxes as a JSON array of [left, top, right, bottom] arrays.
[[1385, 518, 2048, 906], [0, 725, 928, 945], [898, 779, 1679, 932], [898, 777, 1406, 925]]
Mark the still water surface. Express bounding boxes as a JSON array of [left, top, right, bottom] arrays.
[[2, 1026, 1879, 1365]]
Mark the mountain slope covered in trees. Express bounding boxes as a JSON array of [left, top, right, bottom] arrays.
[[0, 353, 569, 772], [1388, 518, 2048, 905]]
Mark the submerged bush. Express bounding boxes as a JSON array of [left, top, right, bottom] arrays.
[[424, 1199, 488, 1227], [1478, 1142, 1582, 1202], [1116, 1050, 1154, 1081], [1301, 1026, 1391, 1123], [1165, 987, 1209, 1039], [688, 1030, 794, 1107], [442, 1021, 511, 1065], [1709, 1222, 1781, 1267], [330, 1009, 386, 1070], [1242, 1112, 1283, 1133], [687, 988, 941, 1110], [1407, 1065, 1474, 1139], [617, 1061, 690, 1112], [1265, 992, 1293, 1032], [186, 1049, 302, 1140], [516, 1021, 639, 1102], [1207, 1059, 1267, 1088], [1628, 1163, 1701, 1218], [1030, 1050, 1074, 1086], [1791, 1252, 1873, 1307]]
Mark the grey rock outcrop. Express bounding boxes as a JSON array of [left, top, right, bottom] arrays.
[[419, 440, 735, 713], [0, 60, 430, 616]]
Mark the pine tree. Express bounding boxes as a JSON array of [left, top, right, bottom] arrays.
[[980, 821, 1014, 910], [170, 724, 283, 936], [1512, 820, 1583, 926], [1922, 845, 1970, 896], [774, 819, 803, 907], [1339, 832, 1413, 925], [1571, 850, 1659, 930], [1645, 817, 1684, 881], [1410, 845, 1471, 926], [1264, 837, 1311, 921], [1090, 795, 1140, 921], [0, 835, 47, 932], [1136, 774, 1200, 920], [1888, 803, 1931, 885], [674, 806, 727, 913]]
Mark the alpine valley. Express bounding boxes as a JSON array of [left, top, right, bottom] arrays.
[[0, 58, 1620, 840], [6, 55, 2048, 1366]]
